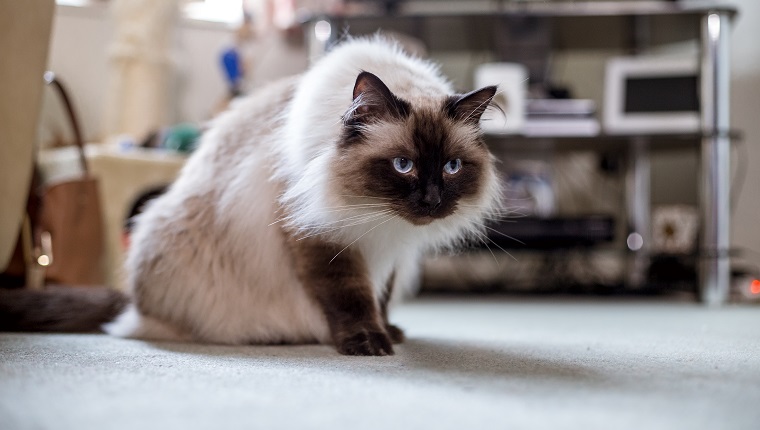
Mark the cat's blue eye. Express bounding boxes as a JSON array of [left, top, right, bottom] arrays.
[[443, 159, 462, 175], [393, 157, 414, 174]]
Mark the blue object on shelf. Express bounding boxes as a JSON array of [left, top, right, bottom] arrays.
[[221, 47, 243, 95]]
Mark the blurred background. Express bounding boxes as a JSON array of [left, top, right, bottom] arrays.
[[2, 0, 759, 304]]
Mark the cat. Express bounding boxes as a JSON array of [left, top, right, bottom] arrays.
[[2, 37, 503, 356]]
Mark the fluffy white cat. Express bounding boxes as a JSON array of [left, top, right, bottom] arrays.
[[103, 37, 503, 355]]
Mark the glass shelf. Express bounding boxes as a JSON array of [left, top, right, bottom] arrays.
[[321, 1, 737, 20]]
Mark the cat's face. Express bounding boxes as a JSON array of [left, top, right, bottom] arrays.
[[334, 72, 498, 226]]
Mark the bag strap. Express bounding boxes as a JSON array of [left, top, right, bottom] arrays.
[[44, 71, 89, 175]]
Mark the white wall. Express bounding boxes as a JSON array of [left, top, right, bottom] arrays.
[[47, 3, 235, 142], [46, 4, 111, 142], [174, 21, 236, 126]]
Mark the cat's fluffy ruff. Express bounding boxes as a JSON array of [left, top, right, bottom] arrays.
[[106, 38, 502, 347]]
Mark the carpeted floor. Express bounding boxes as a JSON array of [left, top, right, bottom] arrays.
[[1, 296, 759, 430]]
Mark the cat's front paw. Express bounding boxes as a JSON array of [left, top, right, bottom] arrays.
[[336, 326, 394, 356], [385, 323, 405, 344]]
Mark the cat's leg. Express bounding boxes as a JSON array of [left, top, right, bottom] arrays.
[[289, 236, 393, 356], [381, 271, 405, 344]]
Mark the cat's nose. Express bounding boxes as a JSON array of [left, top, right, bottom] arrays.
[[420, 185, 442, 211]]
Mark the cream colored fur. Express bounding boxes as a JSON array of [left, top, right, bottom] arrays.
[[105, 37, 502, 345]]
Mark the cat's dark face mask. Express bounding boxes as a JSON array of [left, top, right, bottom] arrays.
[[335, 72, 497, 226]]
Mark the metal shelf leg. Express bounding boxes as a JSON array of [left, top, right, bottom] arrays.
[[699, 12, 732, 306], [626, 137, 651, 288]]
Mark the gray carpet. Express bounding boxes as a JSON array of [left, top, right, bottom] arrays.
[[1, 296, 759, 430]]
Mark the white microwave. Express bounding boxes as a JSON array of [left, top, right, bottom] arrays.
[[603, 56, 700, 135]]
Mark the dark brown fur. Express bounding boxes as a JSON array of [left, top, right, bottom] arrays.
[[381, 271, 405, 344], [336, 108, 493, 226], [0, 287, 128, 332], [286, 233, 395, 356]]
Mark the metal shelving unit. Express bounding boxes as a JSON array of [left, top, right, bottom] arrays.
[[306, 1, 738, 305]]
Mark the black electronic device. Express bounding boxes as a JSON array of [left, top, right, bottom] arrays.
[[483, 216, 616, 249]]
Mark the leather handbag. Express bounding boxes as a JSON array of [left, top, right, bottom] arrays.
[[28, 73, 105, 287]]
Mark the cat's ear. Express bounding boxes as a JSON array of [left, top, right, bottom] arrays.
[[446, 86, 498, 126], [348, 71, 410, 123]]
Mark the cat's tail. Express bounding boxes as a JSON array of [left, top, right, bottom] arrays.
[[0, 286, 129, 332]]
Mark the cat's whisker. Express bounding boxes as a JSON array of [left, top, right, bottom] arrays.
[[292, 205, 389, 218], [296, 210, 395, 241], [482, 224, 526, 245], [313, 209, 393, 226], [463, 216, 526, 246], [499, 196, 542, 202], [319, 203, 390, 210], [269, 204, 390, 226], [473, 232, 499, 264], [269, 218, 287, 226], [458, 203, 527, 211], [480, 218, 517, 224], [294, 214, 393, 237], [463, 213, 528, 222], [337, 194, 394, 201], [483, 235, 518, 262], [296, 214, 393, 241], [299, 209, 393, 231], [475, 209, 525, 217], [493, 213, 529, 220], [490, 209, 530, 219], [456, 205, 528, 221], [327, 200, 392, 205], [452, 214, 519, 261], [329, 214, 398, 264], [461, 88, 507, 124]]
